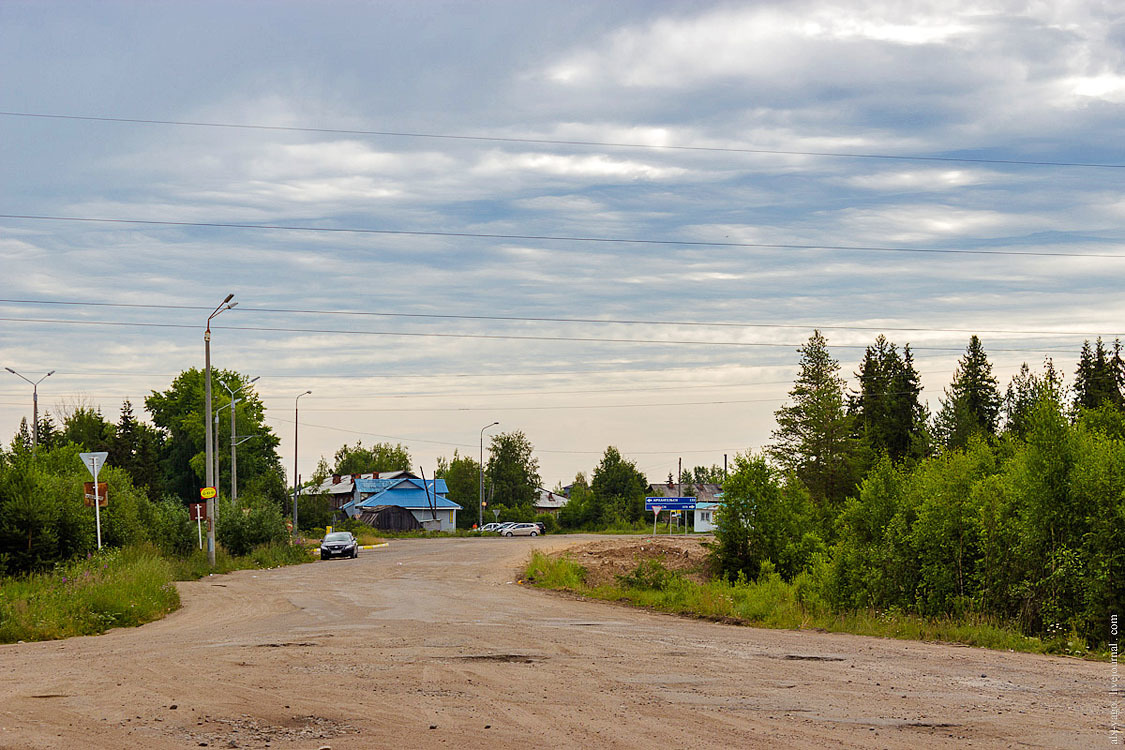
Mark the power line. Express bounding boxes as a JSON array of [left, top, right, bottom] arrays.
[[265, 413, 741, 456], [2, 110, 1123, 169], [1, 213, 1121, 259], [0, 315, 1086, 352], [1, 297, 1119, 338]]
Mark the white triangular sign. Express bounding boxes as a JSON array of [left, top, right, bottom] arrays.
[[79, 451, 109, 478]]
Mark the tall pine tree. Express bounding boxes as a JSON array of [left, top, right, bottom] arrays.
[[769, 330, 861, 505], [934, 335, 1002, 449]]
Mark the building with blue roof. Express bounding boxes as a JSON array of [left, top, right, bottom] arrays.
[[340, 476, 461, 531]]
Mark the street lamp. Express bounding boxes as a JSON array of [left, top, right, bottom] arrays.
[[5, 368, 54, 452], [204, 293, 236, 567], [293, 390, 312, 534], [222, 375, 259, 505], [479, 421, 499, 528]]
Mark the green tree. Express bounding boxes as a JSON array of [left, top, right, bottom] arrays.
[[330, 441, 411, 475], [590, 447, 647, 525], [59, 407, 114, 452], [146, 369, 283, 503], [769, 330, 861, 505], [710, 453, 818, 581], [486, 431, 540, 509], [849, 336, 928, 462], [934, 336, 1002, 450], [557, 472, 595, 529], [1003, 359, 1062, 439], [435, 450, 481, 528], [109, 400, 165, 499], [1072, 338, 1124, 412]]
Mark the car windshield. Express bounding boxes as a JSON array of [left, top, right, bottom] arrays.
[[324, 532, 351, 542]]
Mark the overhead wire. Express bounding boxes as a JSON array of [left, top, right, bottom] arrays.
[[0, 314, 1089, 352], [1, 213, 1122, 259], [0, 297, 1120, 338], [2, 110, 1123, 169]]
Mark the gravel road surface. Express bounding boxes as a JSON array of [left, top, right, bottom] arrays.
[[0, 536, 1105, 749]]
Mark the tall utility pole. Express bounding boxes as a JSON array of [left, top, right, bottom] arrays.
[[222, 376, 259, 504], [204, 293, 237, 567], [5, 368, 54, 452], [293, 390, 311, 534], [479, 421, 499, 528]]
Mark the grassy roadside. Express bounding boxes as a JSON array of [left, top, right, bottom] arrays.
[[523, 551, 1103, 660], [0, 542, 310, 643]]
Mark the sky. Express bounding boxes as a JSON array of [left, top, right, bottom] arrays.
[[1, 0, 1124, 489]]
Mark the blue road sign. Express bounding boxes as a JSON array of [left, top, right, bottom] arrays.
[[645, 497, 696, 511]]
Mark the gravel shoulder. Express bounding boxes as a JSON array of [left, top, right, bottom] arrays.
[[0, 535, 1105, 749]]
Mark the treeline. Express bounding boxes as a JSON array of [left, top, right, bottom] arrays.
[[1, 369, 292, 574], [711, 332, 1124, 646]]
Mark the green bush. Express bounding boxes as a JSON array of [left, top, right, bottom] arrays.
[[216, 497, 289, 556]]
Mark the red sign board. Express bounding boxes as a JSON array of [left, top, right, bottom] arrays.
[[189, 502, 207, 521], [200, 486, 217, 500], [83, 482, 108, 507]]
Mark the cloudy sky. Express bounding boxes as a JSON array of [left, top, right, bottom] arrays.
[[2, 1, 1124, 488]]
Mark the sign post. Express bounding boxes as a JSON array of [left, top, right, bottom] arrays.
[[645, 497, 696, 538], [189, 503, 207, 549], [79, 452, 108, 550]]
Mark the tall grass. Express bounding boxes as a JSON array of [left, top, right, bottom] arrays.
[[0, 545, 179, 642], [523, 553, 1101, 659], [0, 542, 312, 644]]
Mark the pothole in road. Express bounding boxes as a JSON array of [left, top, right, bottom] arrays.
[[455, 654, 542, 663], [780, 654, 846, 661], [256, 641, 320, 648]]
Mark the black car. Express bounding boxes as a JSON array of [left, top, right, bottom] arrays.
[[320, 531, 359, 560], [534, 521, 546, 535]]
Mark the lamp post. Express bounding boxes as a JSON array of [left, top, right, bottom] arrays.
[[479, 421, 499, 528], [5, 368, 54, 452], [204, 293, 237, 567], [293, 390, 311, 535], [222, 375, 259, 505]]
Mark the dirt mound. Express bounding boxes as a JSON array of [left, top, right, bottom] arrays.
[[556, 536, 714, 586]]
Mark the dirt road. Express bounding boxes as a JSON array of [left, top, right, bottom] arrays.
[[0, 536, 1106, 749]]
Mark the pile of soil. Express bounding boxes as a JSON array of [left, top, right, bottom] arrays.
[[556, 536, 714, 586]]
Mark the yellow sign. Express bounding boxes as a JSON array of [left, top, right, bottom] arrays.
[[200, 486, 217, 500]]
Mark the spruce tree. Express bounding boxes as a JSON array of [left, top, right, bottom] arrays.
[[1073, 338, 1124, 412], [850, 336, 928, 462], [769, 330, 860, 505], [934, 335, 1002, 449]]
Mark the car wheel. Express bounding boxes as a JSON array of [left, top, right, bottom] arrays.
[[530, 531, 538, 536], [321, 555, 329, 561], [352, 549, 358, 559], [504, 531, 513, 536]]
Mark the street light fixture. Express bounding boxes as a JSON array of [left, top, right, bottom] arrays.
[[5, 368, 54, 453], [479, 421, 499, 528], [293, 390, 312, 535], [222, 375, 259, 505], [204, 293, 236, 567]]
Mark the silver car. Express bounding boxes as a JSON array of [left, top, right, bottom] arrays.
[[502, 523, 539, 537]]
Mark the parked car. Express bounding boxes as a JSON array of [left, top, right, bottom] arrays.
[[320, 531, 358, 560], [502, 523, 539, 537], [480, 522, 504, 533], [533, 521, 546, 535]]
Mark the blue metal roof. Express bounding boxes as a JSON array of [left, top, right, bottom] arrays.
[[355, 477, 449, 496], [355, 487, 462, 510]]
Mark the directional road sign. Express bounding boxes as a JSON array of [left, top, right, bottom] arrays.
[[645, 497, 696, 511]]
